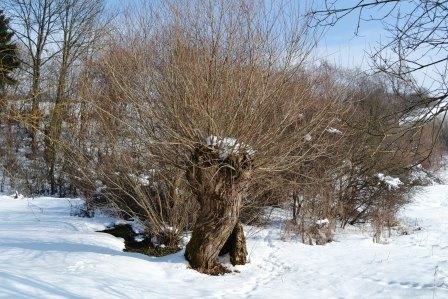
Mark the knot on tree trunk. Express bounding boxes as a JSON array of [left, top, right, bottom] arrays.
[[184, 142, 251, 275]]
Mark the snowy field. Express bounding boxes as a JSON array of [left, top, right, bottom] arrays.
[[1, 172, 448, 298]]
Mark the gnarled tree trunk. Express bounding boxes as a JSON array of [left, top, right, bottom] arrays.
[[185, 144, 250, 275], [220, 221, 247, 265]]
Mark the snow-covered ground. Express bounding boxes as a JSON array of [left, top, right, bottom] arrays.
[[1, 171, 448, 298]]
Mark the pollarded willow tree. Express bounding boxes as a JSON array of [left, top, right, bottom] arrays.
[[71, 0, 347, 274], [146, 1, 349, 275]]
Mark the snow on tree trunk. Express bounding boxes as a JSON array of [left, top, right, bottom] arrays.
[[185, 142, 250, 275]]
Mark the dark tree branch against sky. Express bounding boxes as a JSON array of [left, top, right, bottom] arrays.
[[311, 0, 448, 119]]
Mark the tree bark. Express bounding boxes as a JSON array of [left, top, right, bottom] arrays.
[[185, 191, 243, 275], [30, 64, 41, 157], [220, 221, 247, 265], [184, 144, 250, 275], [45, 50, 69, 194]]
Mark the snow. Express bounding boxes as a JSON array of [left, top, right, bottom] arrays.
[[399, 102, 448, 126], [376, 173, 403, 190], [326, 127, 343, 134], [128, 174, 151, 187], [315, 218, 330, 226], [138, 175, 150, 186], [205, 135, 255, 159], [1, 168, 448, 298]]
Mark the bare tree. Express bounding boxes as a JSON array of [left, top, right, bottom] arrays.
[[67, 0, 349, 275], [44, 0, 105, 194], [311, 0, 448, 119], [3, 0, 61, 154]]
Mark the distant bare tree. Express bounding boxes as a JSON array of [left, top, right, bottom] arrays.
[[3, 0, 61, 154], [311, 0, 448, 119], [44, 0, 105, 194]]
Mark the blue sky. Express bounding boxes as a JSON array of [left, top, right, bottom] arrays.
[[310, 0, 390, 71], [315, 17, 383, 71], [104, 0, 387, 71]]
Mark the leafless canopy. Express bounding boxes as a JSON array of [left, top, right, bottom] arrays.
[[311, 0, 448, 118]]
